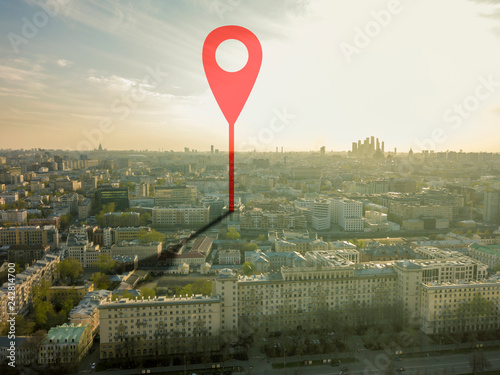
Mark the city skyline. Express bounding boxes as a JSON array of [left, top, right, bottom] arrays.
[[2, 0, 500, 152]]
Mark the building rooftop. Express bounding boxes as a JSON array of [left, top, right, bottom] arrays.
[[98, 294, 220, 309], [46, 323, 88, 344]]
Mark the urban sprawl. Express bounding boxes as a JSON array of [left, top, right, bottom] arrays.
[[1, 139, 500, 373]]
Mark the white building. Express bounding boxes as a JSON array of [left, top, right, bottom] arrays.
[[219, 250, 241, 265], [338, 199, 364, 232]]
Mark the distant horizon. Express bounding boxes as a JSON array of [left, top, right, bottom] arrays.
[[0, 146, 499, 154]]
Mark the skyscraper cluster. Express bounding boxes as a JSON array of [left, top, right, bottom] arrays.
[[351, 136, 385, 157]]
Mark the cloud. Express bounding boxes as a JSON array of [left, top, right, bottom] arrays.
[[56, 59, 72, 67]]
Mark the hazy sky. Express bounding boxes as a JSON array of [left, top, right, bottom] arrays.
[[1, 0, 500, 152]]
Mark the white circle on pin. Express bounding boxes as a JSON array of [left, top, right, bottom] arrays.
[[216, 39, 249, 72]]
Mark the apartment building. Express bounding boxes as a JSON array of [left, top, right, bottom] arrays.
[[103, 226, 151, 246], [420, 278, 500, 334], [1, 209, 27, 224], [152, 206, 209, 227], [0, 225, 59, 249], [231, 266, 398, 334], [311, 200, 331, 231], [154, 185, 197, 206], [0, 253, 60, 319], [98, 295, 223, 360], [239, 209, 307, 231], [78, 198, 92, 220], [5, 244, 50, 266], [108, 241, 162, 267], [338, 199, 364, 232], [69, 289, 112, 337]]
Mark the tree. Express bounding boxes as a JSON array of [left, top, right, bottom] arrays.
[[242, 243, 258, 252], [34, 300, 53, 327], [137, 228, 165, 243], [96, 254, 120, 274], [139, 286, 156, 299], [242, 262, 256, 276], [57, 258, 83, 285], [0, 315, 35, 336], [470, 349, 491, 374], [21, 330, 47, 365], [178, 280, 213, 297], [256, 234, 267, 242], [32, 279, 51, 303], [225, 227, 241, 240], [112, 291, 135, 301], [102, 202, 116, 213], [90, 272, 110, 289], [59, 213, 74, 231], [494, 262, 500, 273], [140, 212, 151, 226]]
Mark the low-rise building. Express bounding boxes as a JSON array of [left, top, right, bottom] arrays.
[[219, 249, 241, 265], [39, 323, 92, 364], [469, 243, 500, 270]]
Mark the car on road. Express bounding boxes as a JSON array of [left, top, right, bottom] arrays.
[[397, 367, 405, 372], [90, 363, 96, 370]]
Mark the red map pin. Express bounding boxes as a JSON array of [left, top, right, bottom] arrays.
[[203, 25, 262, 212]]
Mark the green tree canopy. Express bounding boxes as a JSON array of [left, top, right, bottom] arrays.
[[96, 254, 120, 274], [139, 286, 156, 299], [138, 228, 165, 243], [242, 262, 256, 276], [241, 243, 258, 252], [224, 227, 241, 240], [57, 258, 83, 285], [112, 291, 136, 301], [140, 212, 151, 226], [90, 272, 110, 290], [178, 280, 213, 297]]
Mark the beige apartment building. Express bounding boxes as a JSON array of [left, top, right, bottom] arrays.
[[152, 206, 209, 227], [98, 295, 223, 360], [0, 225, 59, 249], [0, 253, 60, 319], [98, 255, 500, 362], [420, 279, 500, 334]]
